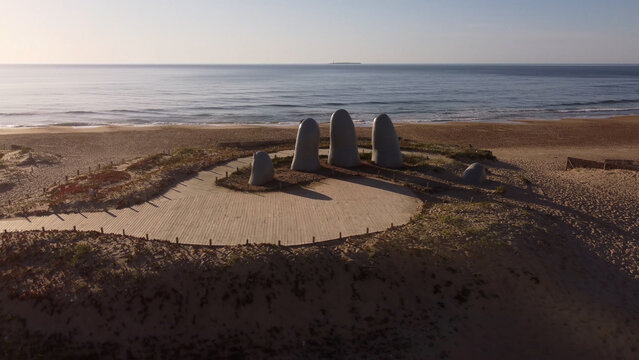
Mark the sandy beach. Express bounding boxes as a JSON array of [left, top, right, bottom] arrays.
[[4, 0, 639, 356], [1, 116, 639, 358], [1, 115, 638, 203]]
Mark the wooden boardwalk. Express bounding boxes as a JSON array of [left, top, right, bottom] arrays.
[[0, 150, 421, 246]]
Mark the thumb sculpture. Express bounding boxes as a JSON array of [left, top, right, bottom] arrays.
[[249, 151, 274, 186], [372, 114, 403, 168], [462, 162, 486, 185], [328, 109, 361, 168], [291, 118, 321, 172]]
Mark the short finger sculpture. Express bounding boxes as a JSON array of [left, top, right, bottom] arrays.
[[372, 114, 403, 168], [462, 162, 486, 185], [249, 151, 274, 186], [291, 118, 321, 172], [328, 109, 361, 168]]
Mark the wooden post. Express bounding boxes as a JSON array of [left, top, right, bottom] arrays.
[[339, 232, 342, 239], [225, 171, 228, 178], [77, 169, 80, 175], [391, 222, 394, 228], [312, 236, 315, 243], [73, 225, 76, 231], [146, 234, 149, 240], [366, 227, 369, 234], [278, 240, 281, 246], [209, 239, 212, 246], [176, 237, 179, 244], [100, 227, 104, 234], [122, 229, 126, 236], [246, 238, 249, 245], [41, 226, 45, 231]]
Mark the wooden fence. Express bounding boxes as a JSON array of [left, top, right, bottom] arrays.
[[566, 157, 639, 172]]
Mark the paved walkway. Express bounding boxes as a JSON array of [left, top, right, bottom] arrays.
[[0, 150, 421, 246]]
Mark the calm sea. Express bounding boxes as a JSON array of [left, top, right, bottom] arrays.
[[1, 64, 639, 127]]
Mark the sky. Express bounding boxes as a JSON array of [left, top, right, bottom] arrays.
[[1, 0, 638, 64]]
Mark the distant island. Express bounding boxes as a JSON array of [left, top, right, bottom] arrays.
[[330, 61, 362, 65]]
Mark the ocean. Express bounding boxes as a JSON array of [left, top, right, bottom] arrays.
[[1, 64, 639, 128]]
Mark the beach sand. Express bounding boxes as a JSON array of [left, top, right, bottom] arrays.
[[1, 115, 637, 202], [1, 116, 639, 358]]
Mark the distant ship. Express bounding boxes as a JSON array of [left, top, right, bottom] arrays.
[[330, 61, 362, 65]]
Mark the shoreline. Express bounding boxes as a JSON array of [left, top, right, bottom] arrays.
[[2, 115, 638, 150], [1, 114, 638, 135]]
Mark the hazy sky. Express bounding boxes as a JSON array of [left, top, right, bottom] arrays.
[[1, 0, 638, 64]]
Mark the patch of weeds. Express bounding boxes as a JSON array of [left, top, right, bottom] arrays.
[[359, 152, 372, 162], [161, 147, 209, 167], [271, 155, 293, 167], [59, 243, 94, 267], [400, 141, 496, 161], [441, 214, 464, 227], [463, 226, 484, 238], [126, 154, 166, 172], [494, 185, 506, 195], [49, 169, 131, 206], [357, 138, 372, 149], [402, 154, 430, 166]]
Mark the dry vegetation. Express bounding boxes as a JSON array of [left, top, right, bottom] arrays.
[[0, 141, 299, 218], [1, 137, 638, 358], [217, 142, 495, 193], [0, 145, 62, 213], [0, 199, 545, 359], [1, 139, 494, 219], [215, 155, 326, 192], [3, 178, 636, 358]]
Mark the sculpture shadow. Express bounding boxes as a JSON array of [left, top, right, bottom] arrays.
[[282, 186, 332, 201], [336, 176, 415, 197]]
